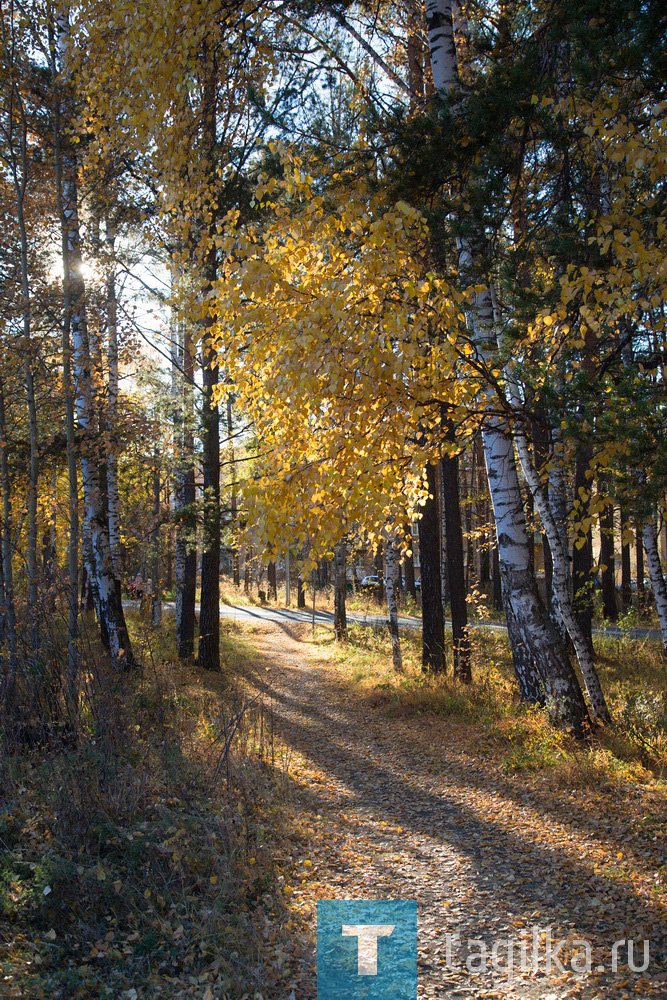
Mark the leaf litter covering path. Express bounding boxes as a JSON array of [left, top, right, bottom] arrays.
[[241, 624, 666, 1000]]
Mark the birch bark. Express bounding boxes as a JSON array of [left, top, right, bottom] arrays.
[[51, 59, 79, 707], [55, 10, 133, 671], [424, 2, 589, 730], [643, 518, 667, 654]]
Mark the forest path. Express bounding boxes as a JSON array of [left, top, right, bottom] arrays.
[[238, 624, 666, 1000]]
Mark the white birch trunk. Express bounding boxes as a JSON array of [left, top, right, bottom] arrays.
[[384, 533, 403, 671], [56, 10, 133, 670], [51, 34, 79, 708], [424, 4, 589, 732], [425, 0, 459, 91], [508, 400, 612, 724], [643, 518, 667, 654]]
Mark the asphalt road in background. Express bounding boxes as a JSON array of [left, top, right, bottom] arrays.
[[130, 600, 663, 642]]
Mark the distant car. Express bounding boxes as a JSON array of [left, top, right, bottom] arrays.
[[360, 575, 380, 589], [414, 578, 421, 590]]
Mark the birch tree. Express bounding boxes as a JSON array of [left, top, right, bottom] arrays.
[[53, 6, 134, 671], [423, 0, 590, 731]]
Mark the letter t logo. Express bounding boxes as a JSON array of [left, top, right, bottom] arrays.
[[341, 924, 396, 976]]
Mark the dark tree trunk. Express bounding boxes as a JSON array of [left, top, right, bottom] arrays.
[[476, 442, 490, 590], [268, 561, 277, 600], [297, 576, 306, 609], [600, 502, 618, 622], [179, 381, 197, 659], [636, 521, 645, 604], [526, 485, 535, 574], [461, 453, 474, 590], [196, 58, 220, 672], [418, 463, 446, 672], [166, 533, 172, 592], [542, 532, 553, 611], [441, 453, 471, 682], [492, 543, 502, 610], [334, 540, 347, 641], [620, 508, 632, 610], [226, 396, 240, 587], [404, 523, 417, 599], [572, 450, 594, 649], [197, 321, 220, 671], [244, 547, 251, 594], [181, 543, 197, 659], [375, 545, 384, 604]]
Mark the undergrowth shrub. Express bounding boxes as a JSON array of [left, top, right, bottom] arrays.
[[0, 613, 293, 1000], [619, 691, 667, 773]]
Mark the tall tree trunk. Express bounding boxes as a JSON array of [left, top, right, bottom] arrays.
[[418, 463, 446, 672], [643, 517, 667, 653], [244, 547, 252, 595], [8, 88, 39, 663], [334, 539, 347, 641], [600, 499, 618, 622], [404, 523, 417, 600], [510, 419, 612, 724], [196, 57, 221, 673], [105, 219, 122, 575], [172, 314, 197, 659], [476, 437, 490, 590], [54, 10, 133, 671], [442, 451, 471, 682], [151, 447, 161, 625], [407, 0, 425, 110], [436, 461, 449, 607], [297, 575, 306, 609], [375, 544, 384, 604], [226, 395, 240, 587], [482, 415, 587, 728], [572, 448, 594, 650], [0, 378, 20, 709], [620, 508, 632, 610], [384, 534, 403, 671], [543, 533, 554, 612], [197, 334, 220, 670], [423, 1, 589, 734], [461, 450, 474, 589], [501, 574, 545, 705], [42, 460, 58, 606], [268, 560, 277, 601], [636, 520, 645, 605]]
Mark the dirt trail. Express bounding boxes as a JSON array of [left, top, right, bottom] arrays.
[[241, 624, 666, 1000]]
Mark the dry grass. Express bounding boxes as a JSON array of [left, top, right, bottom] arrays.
[[0, 613, 298, 1000], [328, 622, 667, 789]]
